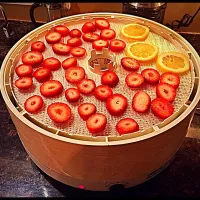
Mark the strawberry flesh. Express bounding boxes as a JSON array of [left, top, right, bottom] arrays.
[[125, 72, 144, 88], [15, 64, 33, 77], [141, 68, 160, 84], [160, 72, 180, 89], [65, 66, 85, 84], [121, 57, 140, 71], [77, 79, 96, 95], [156, 83, 176, 103], [116, 118, 139, 135], [132, 91, 151, 113], [78, 103, 97, 120], [151, 98, 174, 119], [65, 88, 81, 103], [94, 85, 113, 101], [101, 71, 119, 88]]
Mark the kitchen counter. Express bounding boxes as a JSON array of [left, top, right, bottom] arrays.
[[0, 20, 200, 198]]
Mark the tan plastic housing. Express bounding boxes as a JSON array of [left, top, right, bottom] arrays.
[[1, 13, 200, 191]]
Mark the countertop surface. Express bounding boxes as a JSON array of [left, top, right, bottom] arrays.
[[0, 20, 200, 198]]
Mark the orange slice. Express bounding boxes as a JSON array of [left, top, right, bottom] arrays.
[[156, 52, 190, 75], [120, 23, 150, 42], [126, 42, 159, 63]]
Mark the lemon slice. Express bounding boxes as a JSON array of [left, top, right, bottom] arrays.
[[126, 42, 159, 63], [121, 23, 150, 42], [156, 52, 190, 75]]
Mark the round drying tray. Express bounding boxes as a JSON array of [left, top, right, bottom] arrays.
[[1, 13, 200, 144]]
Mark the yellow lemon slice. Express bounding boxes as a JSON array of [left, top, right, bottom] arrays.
[[121, 23, 150, 42], [126, 42, 159, 63], [156, 52, 190, 75]]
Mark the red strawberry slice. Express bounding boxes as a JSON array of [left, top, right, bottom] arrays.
[[101, 71, 119, 88], [106, 94, 128, 116], [141, 68, 160, 84], [160, 72, 180, 89], [86, 113, 107, 135], [15, 77, 33, 90], [94, 18, 110, 30], [65, 66, 85, 84], [43, 57, 61, 71], [82, 22, 96, 33], [22, 51, 43, 67], [62, 57, 78, 70], [54, 25, 70, 37], [156, 83, 176, 103], [31, 41, 46, 53], [125, 72, 144, 88], [40, 80, 63, 97], [24, 95, 44, 114], [94, 85, 113, 101], [116, 118, 139, 135], [92, 39, 109, 51], [132, 91, 151, 113], [82, 32, 100, 42], [45, 32, 62, 44], [67, 37, 82, 47], [69, 29, 82, 38], [121, 57, 140, 71], [33, 67, 52, 82], [70, 47, 86, 57], [78, 103, 97, 120], [52, 43, 71, 56], [151, 98, 174, 119], [65, 88, 81, 103], [15, 64, 33, 77], [77, 79, 96, 95], [100, 29, 116, 40], [109, 39, 126, 52], [47, 102, 71, 123]]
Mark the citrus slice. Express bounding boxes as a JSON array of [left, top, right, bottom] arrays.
[[156, 52, 190, 75], [120, 23, 150, 42], [126, 42, 159, 63]]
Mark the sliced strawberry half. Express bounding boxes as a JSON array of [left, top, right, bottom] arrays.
[[77, 79, 96, 95], [116, 118, 139, 135], [70, 47, 86, 57], [82, 32, 100, 42], [45, 32, 62, 44], [15, 64, 33, 77], [106, 94, 128, 116], [67, 37, 82, 47], [151, 98, 174, 119], [33, 67, 52, 82], [22, 51, 43, 67], [69, 29, 82, 38], [94, 18, 110, 30], [82, 22, 96, 33], [160, 72, 180, 89], [65, 66, 85, 84], [101, 71, 119, 88], [132, 91, 151, 113], [65, 88, 81, 103], [86, 113, 107, 135], [78, 103, 97, 120], [156, 83, 176, 103], [52, 43, 71, 56], [100, 29, 116, 40], [31, 41, 46, 53], [125, 72, 144, 88], [40, 80, 63, 97], [92, 39, 109, 51], [94, 85, 113, 101], [15, 77, 33, 90], [141, 68, 160, 84], [54, 25, 70, 37], [121, 57, 140, 71], [62, 57, 78, 70], [43, 57, 61, 71], [24, 95, 44, 114], [109, 39, 126, 52], [47, 102, 71, 123]]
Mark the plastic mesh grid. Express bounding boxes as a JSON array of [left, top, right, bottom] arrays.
[[12, 20, 194, 137]]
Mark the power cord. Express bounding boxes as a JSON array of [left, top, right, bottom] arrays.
[[166, 6, 200, 30]]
